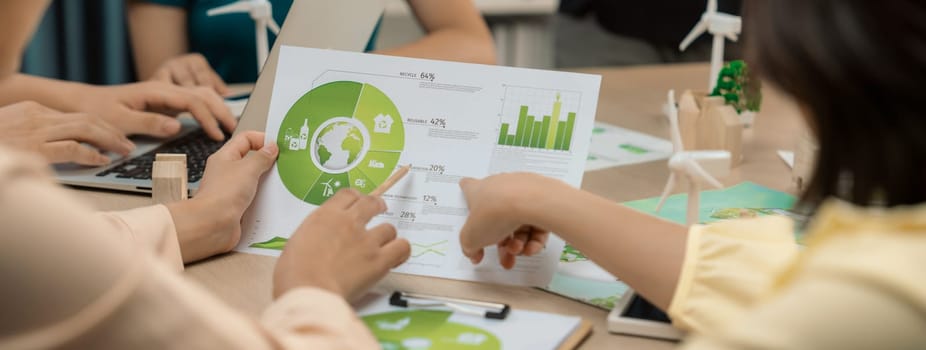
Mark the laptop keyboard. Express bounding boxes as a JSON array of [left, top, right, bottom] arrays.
[[96, 129, 227, 183]]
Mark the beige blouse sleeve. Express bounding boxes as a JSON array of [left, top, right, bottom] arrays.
[[0, 149, 378, 349], [94, 205, 184, 271], [672, 206, 926, 349]]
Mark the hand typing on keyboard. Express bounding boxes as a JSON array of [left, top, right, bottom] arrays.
[[97, 129, 229, 182], [74, 81, 237, 141]]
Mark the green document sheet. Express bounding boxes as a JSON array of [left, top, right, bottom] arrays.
[[545, 182, 797, 310]]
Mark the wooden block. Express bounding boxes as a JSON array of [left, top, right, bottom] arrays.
[[719, 105, 744, 165], [677, 90, 701, 150], [792, 130, 818, 191], [152, 153, 188, 204], [695, 96, 729, 150], [696, 97, 744, 166], [155, 153, 187, 163]]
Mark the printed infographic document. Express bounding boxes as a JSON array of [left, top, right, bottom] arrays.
[[239, 46, 601, 286], [358, 293, 583, 350], [584, 122, 673, 172]]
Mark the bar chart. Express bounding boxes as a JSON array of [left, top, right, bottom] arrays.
[[496, 89, 580, 151]]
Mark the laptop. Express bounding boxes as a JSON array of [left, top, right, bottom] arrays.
[[55, 0, 385, 195]]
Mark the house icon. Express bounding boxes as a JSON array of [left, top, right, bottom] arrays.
[[373, 114, 394, 134]]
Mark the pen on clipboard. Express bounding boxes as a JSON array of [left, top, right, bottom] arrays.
[[390, 291, 511, 320], [370, 165, 410, 197]]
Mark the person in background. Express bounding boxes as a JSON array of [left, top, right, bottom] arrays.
[[128, 0, 496, 95], [459, 0, 926, 348], [556, 0, 741, 67], [0, 1, 409, 348], [0, 3, 237, 166]]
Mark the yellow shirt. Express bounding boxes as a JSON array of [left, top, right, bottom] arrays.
[[671, 201, 926, 349]]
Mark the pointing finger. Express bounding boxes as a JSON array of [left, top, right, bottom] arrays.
[[349, 195, 387, 223], [378, 238, 411, 269]]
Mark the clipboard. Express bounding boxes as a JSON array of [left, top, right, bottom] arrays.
[[378, 291, 593, 350], [559, 319, 593, 350]]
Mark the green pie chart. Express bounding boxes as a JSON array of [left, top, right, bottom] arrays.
[[363, 310, 501, 350], [277, 81, 405, 205]]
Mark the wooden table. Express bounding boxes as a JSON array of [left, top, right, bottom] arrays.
[[71, 63, 804, 349]]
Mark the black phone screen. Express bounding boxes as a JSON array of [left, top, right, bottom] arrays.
[[620, 295, 672, 323]]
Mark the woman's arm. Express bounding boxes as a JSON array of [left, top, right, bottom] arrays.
[[0, 147, 378, 349], [459, 174, 687, 310], [376, 0, 497, 65], [127, 1, 190, 80], [0, 1, 50, 79]]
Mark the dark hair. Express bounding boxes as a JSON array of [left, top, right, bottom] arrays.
[[744, 0, 926, 209]]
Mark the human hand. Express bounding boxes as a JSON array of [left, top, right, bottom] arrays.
[[0, 101, 133, 165], [166, 131, 278, 263], [77, 81, 236, 141], [273, 189, 411, 300], [150, 53, 231, 96], [458, 173, 556, 269]]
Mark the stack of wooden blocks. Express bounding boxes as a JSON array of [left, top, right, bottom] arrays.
[[677, 90, 744, 167]]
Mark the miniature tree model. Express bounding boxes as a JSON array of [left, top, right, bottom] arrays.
[[710, 60, 762, 120]]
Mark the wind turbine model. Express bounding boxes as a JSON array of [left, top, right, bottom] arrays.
[[208, 0, 282, 72], [656, 90, 732, 225], [679, 0, 742, 91]]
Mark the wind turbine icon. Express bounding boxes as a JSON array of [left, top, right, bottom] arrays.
[[207, 0, 282, 72], [679, 0, 742, 91], [656, 90, 731, 225]]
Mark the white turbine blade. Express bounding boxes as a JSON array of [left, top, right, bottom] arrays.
[[679, 21, 709, 51], [666, 90, 684, 151], [707, 0, 718, 14], [267, 18, 281, 34], [207, 2, 251, 16], [683, 159, 724, 189], [724, 32, 739, 42], [655, 172, 677, 212]]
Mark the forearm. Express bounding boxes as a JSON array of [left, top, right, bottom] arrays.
[[0, 73, 92, 110], [0, 0, 51, 79], [375, 29, 496, 65], [526, 182, 687, 310], [383, 0, 496, 65], [127, 1, 189, 79]]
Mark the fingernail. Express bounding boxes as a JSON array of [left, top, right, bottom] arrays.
[[262, 142, 279, 156], [162, 119, 181, 134]]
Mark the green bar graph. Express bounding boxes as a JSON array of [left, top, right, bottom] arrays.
[[515, 106, 528, 146], [496, 92, 577, 151], [562, 112, 576, 151], [546, 94, 562, 148], [539, 116, 551, 148], [523, 116, 536, 146], [531, 121, 543, 147], [554, 121, 567, 150], [498, 123, 510, 144]]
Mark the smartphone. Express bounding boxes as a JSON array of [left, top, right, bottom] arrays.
[[607, 290, 685, 341]]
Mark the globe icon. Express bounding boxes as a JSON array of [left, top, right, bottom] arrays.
[[313, 118, 367, 172], [275, 81, 404, 206]]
